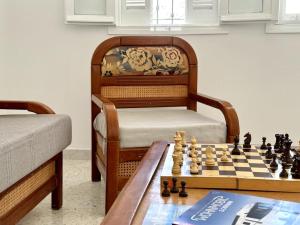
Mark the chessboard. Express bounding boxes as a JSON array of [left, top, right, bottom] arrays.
[[160, 144, 300, 193]]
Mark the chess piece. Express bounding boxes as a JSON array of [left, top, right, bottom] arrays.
[[265, 145, 273, 159], [220, 148, 229, 162], [297, 141, 300, 153], [292, 157, 300, 179], [291, 155, 298, 173], [189, 145, 197, 157], [231, 136, 241, 155], [274, 134, 280, 150], [285, 133, 289, 141], [179, 131, 187, 147], [261, 137, 267, 150], [172, 154, 181, 175], [205, 146, 215, 166], [190, 136, 197, 150], [279, 163, 289, 178], [161, 180, 170, 197], [190, 157, 199, 174], [179, 181, 188, 197], [170, 177, 179, 193], [191, 153, 201, 165], [270, 154, 278, 169], [243, 132, 251, 148]]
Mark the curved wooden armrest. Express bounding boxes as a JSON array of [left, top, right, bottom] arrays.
[[92, 94, 119, 141], [189, 93, 240, 142], [0, 100, 55, 114]]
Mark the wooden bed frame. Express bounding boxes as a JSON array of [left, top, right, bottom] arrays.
[[0, 101, 63, 225], [91, 36, 240, 213]]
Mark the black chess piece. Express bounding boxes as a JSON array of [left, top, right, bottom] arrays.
[[243, 132, 251, 148], [261, 137, 267, 150], [265, 145, 273, 159], [274, 134, 280, 150], [270, 154, 278, 169], [231, 136, 241, 155], [292, 157, 300, 179], [291, 155, 298, 173], [161, 180, 170, 197], [179, 181, 188, 197], [170, 177, 179, 193], [285, 133, 289, 141], [279, 163, 289, 178]]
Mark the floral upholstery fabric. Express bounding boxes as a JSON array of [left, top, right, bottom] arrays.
[[101, 46, 189, 76]]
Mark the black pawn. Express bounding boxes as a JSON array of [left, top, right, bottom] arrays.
[[179, 181, 188, 197], [265, 145, 273, 159], [170, 177, 179, 193], [231, 136, 241, 155], [279, 163, 289, 178], [270, 154, 278, 169], [261, 137, 267, 150], [161, 180, 170, 197]]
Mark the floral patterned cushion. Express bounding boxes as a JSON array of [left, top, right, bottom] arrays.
[[101, 46, 189, 76]]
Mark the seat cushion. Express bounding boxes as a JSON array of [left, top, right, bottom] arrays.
[[94, 108, 226, 149], [0, 114, 72, 192]]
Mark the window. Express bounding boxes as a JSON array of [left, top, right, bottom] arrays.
[[64, 0, 115, 24], [117, 0, 219, 27], [278, 0, 300, 24], [220, 0, 272, 22]]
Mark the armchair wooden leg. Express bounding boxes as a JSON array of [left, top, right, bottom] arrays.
[[92, 134, 101, 182], [52, 152, 63, 209]]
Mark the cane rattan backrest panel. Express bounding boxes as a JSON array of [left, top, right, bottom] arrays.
[[101, 85, 188, 99], [101, 46, 189, 76]]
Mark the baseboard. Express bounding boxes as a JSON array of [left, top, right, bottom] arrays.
[[64, 148, 90, 160]]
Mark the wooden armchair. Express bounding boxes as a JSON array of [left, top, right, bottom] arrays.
[[91, 36, 240, 212]]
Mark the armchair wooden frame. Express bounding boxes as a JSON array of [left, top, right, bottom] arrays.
[[91, 36, 240, 213], [0, 101, 63, 225]]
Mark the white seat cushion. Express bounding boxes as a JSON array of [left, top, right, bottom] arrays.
[[0, 114, 72, 192], [94, 108, 226, 149]]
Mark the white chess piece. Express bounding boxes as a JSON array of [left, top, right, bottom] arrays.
[[190, 157, 199, 174], [205, 146, 215, 166], [297, 140, 300, 153], [221, 148, 229, 162], [172, 154, 181, 174]]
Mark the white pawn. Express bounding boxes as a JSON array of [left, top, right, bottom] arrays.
[[172, 154, 181, 174], [205, 146, 215, 166], [221, 148, 229, 162], [190, 157, 199, 174]]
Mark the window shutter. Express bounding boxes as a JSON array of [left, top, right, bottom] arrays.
[[126, 0, 146, 9], [192, 0, 214, 9]]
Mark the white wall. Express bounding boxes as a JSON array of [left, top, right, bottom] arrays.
[[1, 0, 300, 150]]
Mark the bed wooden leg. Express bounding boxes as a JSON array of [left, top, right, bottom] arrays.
[[52, 152, 63, 209]]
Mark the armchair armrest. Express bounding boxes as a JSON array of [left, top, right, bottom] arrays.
[[0, 100, 55, 114], [92, 94, 119, 141], [189, 93, 240, 143]]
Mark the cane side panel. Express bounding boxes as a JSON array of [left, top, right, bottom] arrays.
[[118, 161, 140, 177], [0, 161, 55, 217]]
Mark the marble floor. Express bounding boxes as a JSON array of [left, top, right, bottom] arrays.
[[18, 159, 105, 225]]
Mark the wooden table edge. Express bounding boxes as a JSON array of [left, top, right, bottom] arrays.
[[100, 141, 169, 225]]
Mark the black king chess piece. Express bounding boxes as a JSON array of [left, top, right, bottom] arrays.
[[231, 136, 241, 155], [161, 180, 170, 197], [170, 177, 179, 193], [243, 132, 251, 149], [261, 137, 267, 150]]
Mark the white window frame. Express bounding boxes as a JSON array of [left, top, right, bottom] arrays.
[[266, 0, 300, 33], [64, 0, 115, 24], [109, 0, 228, 35], [220, 0, 272, 22]]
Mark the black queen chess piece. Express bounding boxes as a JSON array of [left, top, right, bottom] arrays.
[[243, 132, 251, 149], [231, 136, 241, 155]]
